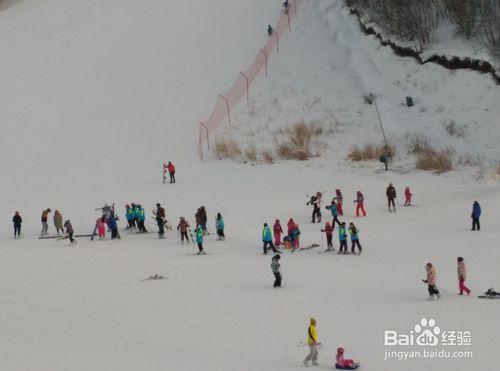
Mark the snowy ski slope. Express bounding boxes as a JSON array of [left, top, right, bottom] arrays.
[[0, 1, 499, 371]]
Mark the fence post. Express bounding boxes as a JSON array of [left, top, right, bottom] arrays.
[[259, 48, 268, 77], [218, 93, 231, 123], [240, 72, 249, 100], [199, 121, 209, 150], [286, 9, 291, 32], [275, 32, 279, 53]]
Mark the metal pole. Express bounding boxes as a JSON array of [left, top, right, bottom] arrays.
[[218, 93, 230, 123], [275, 32, 279, 53], [373, 98, 388, 147], [287, 9, 291, 32], [259, 48, 268, 77], [293, 0, 297, 18], [199, 121, 209, 150], [240, 72, 249, 100]]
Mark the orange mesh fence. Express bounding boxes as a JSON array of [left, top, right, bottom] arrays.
[[198, 0, 305, 160]]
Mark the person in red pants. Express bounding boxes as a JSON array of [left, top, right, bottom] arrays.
[[335, 189, 344, 216], [273, 219, 283, 246], [457, 257, 471, 295], [404, 186, 412, 206], [354, 191, 366, 217]]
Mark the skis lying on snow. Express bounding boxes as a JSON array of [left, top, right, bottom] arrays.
[[292, 243, 320, 252], [478, 288, 500, 299], [140, 274, 167, 281], [478, 295, 500, 299], [39, 234, 92, 240], [318, 247, 335, 253]]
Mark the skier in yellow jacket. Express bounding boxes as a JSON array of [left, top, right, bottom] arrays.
[[303, 318, 320, 366]]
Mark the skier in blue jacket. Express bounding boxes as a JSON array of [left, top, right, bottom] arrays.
[[471, 201, 481, 231], [325, 199, 342, 227], [216, 213, 225, 240], [338, 222, 348, 254], [262, 223, 279, 255], [196, 226, 205, 254]]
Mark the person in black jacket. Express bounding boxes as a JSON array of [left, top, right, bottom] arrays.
[[196, 206, 208, 235], [12, 211, 22, 239], [386, 183, 397, 212]]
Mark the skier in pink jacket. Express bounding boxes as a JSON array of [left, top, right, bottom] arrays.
[[457, 257, 471, 295], [423, 263, 441, 299]]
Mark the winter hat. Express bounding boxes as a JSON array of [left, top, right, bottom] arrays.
[[264, 223, 268, 227], [274, 254, 280, 260], [458, 257, 464, 262], [337, 347, 344, 354], [156, 203, 161, 207], [310, 318, 316, 325]]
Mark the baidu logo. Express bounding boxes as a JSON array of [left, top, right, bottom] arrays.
[[415, 318, 441, 346], [385, 317, 441, 347]]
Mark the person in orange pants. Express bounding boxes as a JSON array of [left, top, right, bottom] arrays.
[[354, 191, 366, 217]]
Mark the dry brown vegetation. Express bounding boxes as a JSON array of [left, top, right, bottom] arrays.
[[274, 121, 324, 161], [415, 148, 453, 173], [214, 138, 242, 160], [261, 150, 274, 164], [244, 145, 257, 162], [347, 143, 395, 161]]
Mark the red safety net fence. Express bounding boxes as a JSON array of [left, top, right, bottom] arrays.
[[198, 0, 306, 160]]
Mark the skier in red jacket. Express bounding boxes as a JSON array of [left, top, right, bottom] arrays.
[[167, 162, 175, 183]]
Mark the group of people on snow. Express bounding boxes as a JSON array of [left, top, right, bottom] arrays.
[[422, 257, 473, 300], [306, 190, 363, 255], [125, 203, 148, 233]]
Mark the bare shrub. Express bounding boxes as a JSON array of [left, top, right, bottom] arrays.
[[415, 148, 453, 172], [261, 150, 274, 164], [443, 119, 466, 138], [407, 134, 431, 154], [275, 121, 324, 161], [244, 145, 257, 162], [348, 143, 395, 161], [214, 139, 241, 160]]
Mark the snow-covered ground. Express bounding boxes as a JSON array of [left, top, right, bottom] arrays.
[[0, 1, 499, 371]]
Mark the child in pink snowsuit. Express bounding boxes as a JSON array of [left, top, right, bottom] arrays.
[[97, 216, 106, 239], [457, 257, 471, 295], [335, 347, 358, 369], [273, 219, 283, 246], [335, 189, 344, 216], [404, 187, 412, 206]]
